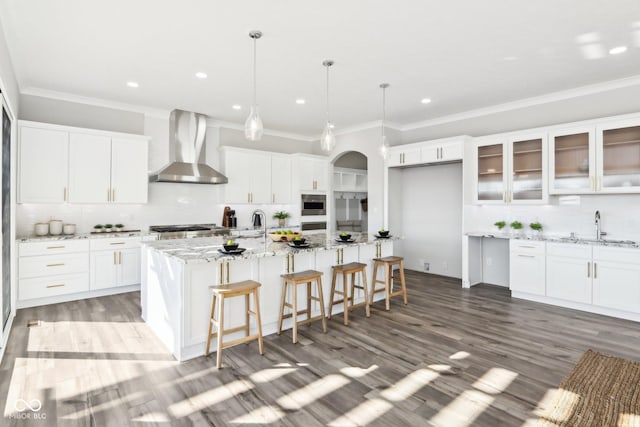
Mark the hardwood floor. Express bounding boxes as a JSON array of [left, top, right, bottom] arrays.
[[2, 270, 640, 426]]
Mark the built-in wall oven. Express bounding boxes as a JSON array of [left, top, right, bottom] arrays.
[[301, 194, 326, 216]]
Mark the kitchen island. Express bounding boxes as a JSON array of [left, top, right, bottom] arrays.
[[141, 233, 396, 361]]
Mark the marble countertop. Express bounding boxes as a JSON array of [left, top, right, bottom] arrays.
[[17, 231, 150, 243], [143, 232, 399, 264], [466, 231, 639, 248]]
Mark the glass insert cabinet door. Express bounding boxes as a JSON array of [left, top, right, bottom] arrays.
[[549, 128, 595, 194], [477, 143, 505, 201], [511, 137, 544, 201], [598, 124, 640, 191]]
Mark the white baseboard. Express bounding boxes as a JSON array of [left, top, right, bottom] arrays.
[[16, 285, 141, 309]]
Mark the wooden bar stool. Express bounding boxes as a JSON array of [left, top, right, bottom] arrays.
[[205, 280, 264, 368], [329, 262, 370, 325], [370, 256, 408, 310], [278, 270, 327, 343]]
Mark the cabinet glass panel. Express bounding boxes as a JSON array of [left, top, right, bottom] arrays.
[[512, 138, 542, 200], [553, 133, 590, 190], [602, 126, 640, 188], [477, 144, 504, 200]]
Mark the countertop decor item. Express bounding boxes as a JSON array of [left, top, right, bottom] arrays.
[[63, 224, 76, 235], [94, 224, 104, 233], [494, 221, 507, 231], [115, 224, 124, 232], [104, 224, 113, 232], [510, 221, 524, 237], [273, 211, 289, 227], [378, 229, 390, 237], [49, 219, 63, 235], [223, 240, 239, 252], [530, 222, 543, 233], [268, 231, 303, 242], [34, 223, 49, 236], [339, 233, 352, 241]]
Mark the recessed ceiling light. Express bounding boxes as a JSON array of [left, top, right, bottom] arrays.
[[295, 99, 306, 105], [195, 72, 208, 79], [232, 104, 242, 110], [421, 98, 432, 104], [126, 81, 139, 88], [503, 56, 518, 61], [609, 46, 628, 55]]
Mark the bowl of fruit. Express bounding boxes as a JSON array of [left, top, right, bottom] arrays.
[[223, 239, 239, 251], [269, 230, 303, 242], [292, 236, 307, 246], [339, 232, 352, 241], [378, 229, 390, 237]]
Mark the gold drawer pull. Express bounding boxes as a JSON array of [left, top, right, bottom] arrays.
[[47, 245, 65, 249], [110, 242, 126, 245], [517, 254, 535, 258], [46, 284, 65, 288], [46, 263, 65, 267], [518, 245, 535, 249]]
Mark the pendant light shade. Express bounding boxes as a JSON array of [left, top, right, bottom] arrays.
[[245, 30, 263, 141], [320, 60, 336, 152], [380, 83, 390, 159]]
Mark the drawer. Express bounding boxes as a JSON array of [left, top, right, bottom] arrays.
[[19, 273, 89, 301], [90, 236, 141, 251], [19, 253, 89, 279], [593, 246, 640, 264], [510, 239, 545, 255], [546, 242, 592, 259], [19, 239, 90, 257]]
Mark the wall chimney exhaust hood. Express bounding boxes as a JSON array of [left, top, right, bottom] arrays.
[[149, 109, 228, 184]]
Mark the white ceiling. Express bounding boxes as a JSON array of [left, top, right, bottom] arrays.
[[2, 0, 640, 138]]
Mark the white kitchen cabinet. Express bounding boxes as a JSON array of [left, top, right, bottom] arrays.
[[68, 133, 111, 203], [546, 243, 592, 304], [333, 167, 367, 192], [475, 133, 547, 204], [548, 126, 596, 194], [509, 240, 545, 296], [89, 237, 142, 290], [420, 140, 463, 163], [592, 246, 640, 313], [293, 154, 329, 191], [18, 125, 69, 203], [271, 155, 292, 204], [222, 147, 272, 203], [387, 146, 421, 167], [596, 118, 640, 193], [111, 138, 149, 203]]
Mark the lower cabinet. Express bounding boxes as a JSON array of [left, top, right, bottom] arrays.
[[546, 243, 592, 304], [592, 247, 640, 313], [509, 240, 545, 296], [90, 247, 141, 290]]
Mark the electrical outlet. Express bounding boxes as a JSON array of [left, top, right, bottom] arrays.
[[424, 262, 430, 272], [486, 257, 493, 267]]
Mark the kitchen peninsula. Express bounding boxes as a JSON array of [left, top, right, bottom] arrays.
[[141, 233, 395, 361]]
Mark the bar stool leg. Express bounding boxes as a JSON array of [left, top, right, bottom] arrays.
[[385, 264, 391, 311], [205, 293, 216, 355], [370, 261, 378, 306], [253, 288, 265, 355], [362, 268, 370, 317], [216, 295, 225, 368], [245, 293, 250, 336], [399, 259, 408, 304], [341, 271, 348, 325], [328, 269, 337, 320], [316, 277, 327, 333], [292, 281, 298, 343], [306, 281, 312, 323], [277, 281, 287, 335]]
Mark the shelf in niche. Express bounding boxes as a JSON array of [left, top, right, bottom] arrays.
[[478, 153, 503, 159], [555, 145, 589, 152], [603, 139, 640, 147], [602, 169, 640, 176], [514, 149, 542, 155], [513, 168, 542, 173], [555, 172, 589, 178]]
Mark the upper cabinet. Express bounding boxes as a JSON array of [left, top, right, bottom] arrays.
[[387, 146, 421, 167], [475, 133, 547, 204], [387, 137, 465, 168], [18, 122, 149, 204], [333, 167, 367, 192], [597, 119, 640, 193], [548, 126, 595, 194], [271, 155, 292, 204], [292, 154, 329, 192]]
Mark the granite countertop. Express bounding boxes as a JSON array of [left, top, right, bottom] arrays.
[[466, 231, 639, 248], [142, 232, 399, 264], [17, 231, 150, 243]]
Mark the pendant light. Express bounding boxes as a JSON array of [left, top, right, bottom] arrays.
[[245, 30, 263, 141], [380, 83, 390, 159], [320, 60, 336, 152]]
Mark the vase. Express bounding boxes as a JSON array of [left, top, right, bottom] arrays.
[[278, 219, 285, 227]]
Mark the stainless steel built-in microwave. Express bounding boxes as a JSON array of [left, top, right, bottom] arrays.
[[301, 194, 326, 216]]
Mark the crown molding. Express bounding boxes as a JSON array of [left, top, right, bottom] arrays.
[[206, 118, 315, 142], [332, 120, 403, 137], [400, 74, 640, 132]]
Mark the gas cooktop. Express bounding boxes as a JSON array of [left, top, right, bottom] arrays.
[[149, 224, 230, 239]]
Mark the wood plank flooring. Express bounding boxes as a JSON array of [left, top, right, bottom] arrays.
[[2, 270, 640, 426]]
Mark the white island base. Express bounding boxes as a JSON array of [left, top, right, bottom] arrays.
[[141, 238, 394, 361]]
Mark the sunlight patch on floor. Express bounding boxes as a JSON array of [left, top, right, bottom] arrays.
[[533, 388, 580, 424], [450, 351, 470, 360], [430, 389, 495, 427], [249, 367, 297, 383], [168, 379, 254, 418], [230, 405, 285, 424], [328, 398, 394, 427], [380, 368, 439, 402], [131, 411, 171, 423], [428, 364, 452, 372], [340, 365, 378, 378], [472, 367, 518, 394], [277, 374, 350, 410], [618, 413, 640, 426]]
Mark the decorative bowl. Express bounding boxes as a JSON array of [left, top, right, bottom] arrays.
[[378, 230, 390, 237], [269, 232, 303, 242], [292, 238, 307, 246], [339, 234, 352, 241], [223, 243, 239, 251]]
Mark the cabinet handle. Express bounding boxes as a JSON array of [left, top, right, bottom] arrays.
[[119, 251, 123, 264], [517, 254, 535, 258], [110, 242, 126, 245], [518, 245, 535, 249], [46, 284, 65, 289], [286, 253, 290, 273], [219, 261, 224, 285], [272, 193, 275, 203], [590, 176, 594, 191], [47, 245, 65, 249], [107, 189, 111, 202], [248, 193, 251, 203], [502, 191, 506, 202], [113, 252, 117, 264], [340, 248, 344, 264], [63, 187, 67, 202], [226, 261, 230, 283], [47, 263, 65, 267], [291, 253, 295, 272], [587, 262, 591, 278], [112, 189, 116, 202], [594, 262, 597, 279], [597, 176, 602, 191]]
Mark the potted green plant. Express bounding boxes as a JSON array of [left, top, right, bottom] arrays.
[[494, 221, 507, 232], [530, 222, 543, 236], [273, 211, 290, 227], [104, 224, 113, 233], [93, 224, 104, 233], [510, 220, 523, 237], [115, 223, 124, 232]]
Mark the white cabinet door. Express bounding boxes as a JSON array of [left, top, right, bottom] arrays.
[[119, 248, 141, 286], [111, 138, 149, 203], [420, 145, 439, 163], [313, 158, 329, 191], [592, 258, 640, 313], [596, 119, 640, 193], [440, 141, 463, 162], [68, 133, 111, 203], [297, 157, 328, 191], [475, 139, 508, 204], [402, 148, 421, 166], [90, 251, 118, 290], [19, 126, 69, 203], [548, 126, 596, 194], [509, 134, 547, 204], [387, 148, 405, 167], [249, 151, 272, 204], [224, 149, 251, 203], [510, 252, 545, 295], [271, 155, 292, 204], [546, 254, 592, 304]]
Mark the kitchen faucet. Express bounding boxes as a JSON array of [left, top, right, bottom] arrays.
[[595, 210, 607, 241], [251, 209, 267, 246]]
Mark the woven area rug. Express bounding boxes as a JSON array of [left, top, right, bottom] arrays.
[[537, 350, 640, 427]]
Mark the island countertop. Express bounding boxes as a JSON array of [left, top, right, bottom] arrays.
[[142, 232, 399, 264]]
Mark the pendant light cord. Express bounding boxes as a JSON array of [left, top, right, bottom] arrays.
[[382, 85, 386, 138], [325, 65, 330, 123], [253, 36, 257, 106]]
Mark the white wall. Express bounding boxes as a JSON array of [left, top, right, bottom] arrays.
[[390, 163, 463, 278], [0, 17, 19, 115]]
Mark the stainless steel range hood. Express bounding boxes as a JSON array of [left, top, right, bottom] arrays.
[[149, 109, 228, 184]]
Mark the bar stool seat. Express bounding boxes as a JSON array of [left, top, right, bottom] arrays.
[[205, 280, 264, 368], [278, 269, 327, 343], [329, 262, 370, 325], [370, 256, 408, 311]]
